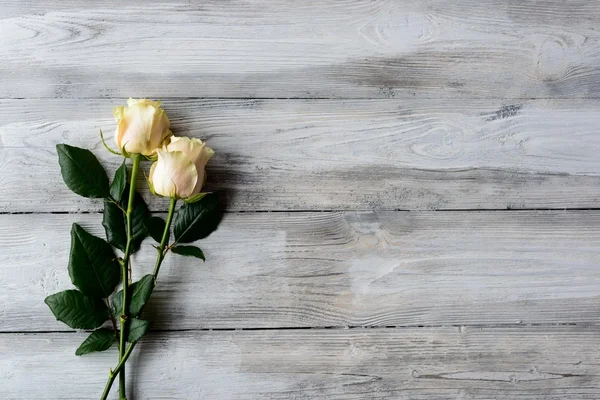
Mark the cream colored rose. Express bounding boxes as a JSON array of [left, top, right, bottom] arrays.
[[114, 98, 172, 156], [149, 136, 214, 198]]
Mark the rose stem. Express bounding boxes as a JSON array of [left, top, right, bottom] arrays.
[[153, 197, 177, 280], [101, 193, 176, 400], [118, 154, 141, 400]]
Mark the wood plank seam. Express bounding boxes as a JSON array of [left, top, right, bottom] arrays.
[[0, 322, 586, 335], [3, 208, 600, 215]]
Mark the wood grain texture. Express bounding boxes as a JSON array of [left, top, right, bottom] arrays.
[[2, 327, 599, 399], [2, 98, 600, 212], [2, 1, 599, 398], [1, 0, 600, 98], [3, 211, 599, 331]]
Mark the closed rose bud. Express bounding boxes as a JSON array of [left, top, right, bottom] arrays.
[[165, 136, 214, 195], [114, 98, 172, 156], [149, 136, 214, 199]]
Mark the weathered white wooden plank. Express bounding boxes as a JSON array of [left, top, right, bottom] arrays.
[[1, 0, 599, 98], [1, 327, 598, 399], [1, 99, 600, 212], [2, 211, 599, 331]]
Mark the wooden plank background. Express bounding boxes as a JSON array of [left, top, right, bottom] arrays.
[[2, 99, 600, 212], [1, 0, 599, 399], [1, 0, 600, 99], [2, 327, 599, 399], [3, 211, 600, 331]]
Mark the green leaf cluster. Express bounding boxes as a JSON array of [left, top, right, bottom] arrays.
[[48, 146, 153, 355], [48, 144, 222, 357], [45, 224, 122, 354]]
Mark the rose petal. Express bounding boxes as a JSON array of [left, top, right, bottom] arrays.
[[127, 98, 162, 108], [113, 106, 125, 122], [151, 149, 198, 198], [119, 103, 156, 155]]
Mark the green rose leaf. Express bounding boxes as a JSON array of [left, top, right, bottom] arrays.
[[75, 328, 116, 356], [144, 216, 167, 243], [127, 318, 150, 343], [127, 275, 155, 316], [112, 274, 155, 317], [121, 186, 149, 253], [109, 159, 128, 202], [103, 186, 149, 253], [69, 224, 121, 298], [56, 144, 109, 198], [130, 193, 150, 251], [102, 200, 126, 251], [171, 245, 205, 261], [173, 194, 220, 243], [45, 290, 109, 329]]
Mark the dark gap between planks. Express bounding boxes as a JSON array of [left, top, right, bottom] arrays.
[[3, 208, 600, 215], [0, 322, 586, 335], [4, 96, 600, 100]]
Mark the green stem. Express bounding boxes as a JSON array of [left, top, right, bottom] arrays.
[[100, 195, 177, 400], [153, 197, 177, 280], [100, 343, 136, 400], [118, 154, 141, 400]]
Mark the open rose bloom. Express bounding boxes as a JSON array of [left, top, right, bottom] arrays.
[[149, 136, 214, 199], [114, 98, 172, 156]]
